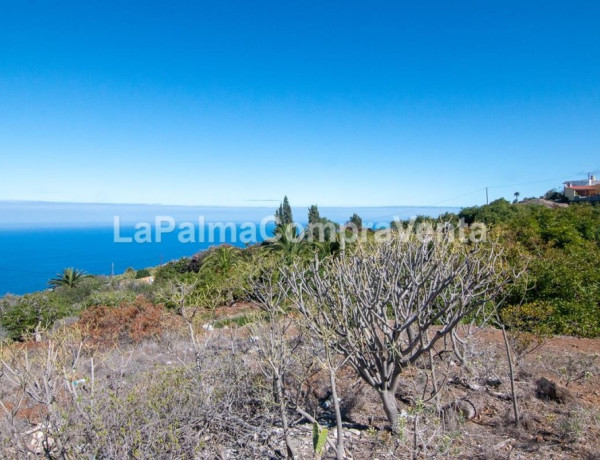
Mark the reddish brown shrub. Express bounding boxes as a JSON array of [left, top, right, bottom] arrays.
[[78, 296, 166, 344]]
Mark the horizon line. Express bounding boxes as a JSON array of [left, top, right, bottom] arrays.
[[0, 199, 465, 209]]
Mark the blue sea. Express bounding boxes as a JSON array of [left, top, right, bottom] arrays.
[[0, 202, 460, 296]]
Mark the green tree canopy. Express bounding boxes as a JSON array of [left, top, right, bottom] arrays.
[[308, 205, 320, 225], [347, 213, 363, 230], [275, 196, 293, 226]]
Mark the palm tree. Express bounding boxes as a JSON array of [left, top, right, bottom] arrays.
[[513, 191, 520, 204], [269, 223, 310, 263], [49, 267, 90, 289], [311, 240, 340, 260], [202, 245, 239, 275]]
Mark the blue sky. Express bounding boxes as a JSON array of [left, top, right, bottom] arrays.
[[1, 0, 599, 207]]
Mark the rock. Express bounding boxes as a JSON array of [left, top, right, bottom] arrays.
[[535, 377, 573, 404], [485, 377, 502, 388], [441, 399, 477, 420], [395, 382, 416, 405], [25, 424, 56, 455], [449, 376, 484, 392]]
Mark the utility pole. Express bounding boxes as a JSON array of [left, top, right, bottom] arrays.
[[111, 262, 115, 277], [486, 187, 489, 205]]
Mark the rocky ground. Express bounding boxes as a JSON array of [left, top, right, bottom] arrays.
[[282, 327, 600, 459], [2, 304, 600, 459]]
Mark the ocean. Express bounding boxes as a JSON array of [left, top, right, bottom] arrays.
[[0, 202, 461, 296]]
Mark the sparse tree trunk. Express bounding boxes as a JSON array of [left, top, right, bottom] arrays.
[[329, 365, 345, 459], [377, 389, 399, 430], [412, 414, 419, 460], [275, 375, 296, 459], [427, 328, 440, 410], [501, 325, 519, 426], [247, 277, 299, 459], [428, 348, 439, 404]]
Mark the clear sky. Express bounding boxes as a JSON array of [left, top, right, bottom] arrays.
[[1, 0, 599, 207]]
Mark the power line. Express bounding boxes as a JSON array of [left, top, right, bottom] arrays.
[[486, 175, 575, 190], [423, 172, 584, 208], [426, 188, 487, 206]]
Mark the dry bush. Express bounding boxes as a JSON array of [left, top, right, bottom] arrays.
[[0, 327, 89, 458], [554, 404, 600, 443], [77, 296, 167, 344], [79, 363, 276, 459], [554, 353, 599, 387], [392, 401, 464, 459], [0, 326, 284, 459]]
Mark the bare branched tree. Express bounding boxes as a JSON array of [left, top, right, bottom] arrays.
[[248, 275, 300, 459], [310, 336, 347, 460], [285, 235, 509, 429], [156, 280, 207, 372], [292, 299, 349, 459]]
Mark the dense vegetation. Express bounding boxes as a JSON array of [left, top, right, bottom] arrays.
[[458, 199, 600, 337], [1, 198, 599, 341], [1, 197, 600, 459]]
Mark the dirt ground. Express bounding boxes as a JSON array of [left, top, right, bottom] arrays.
[[196, 310, 600, 459], [314, 328, 600, 459], [2, 305, 600, 459]]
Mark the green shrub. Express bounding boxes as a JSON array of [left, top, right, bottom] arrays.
[[135, 268, 151, 279], [485, 202, 600, 337], [0, 292, 80, 340]]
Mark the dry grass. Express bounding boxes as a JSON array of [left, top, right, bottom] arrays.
[[1, 307, 600, 459]]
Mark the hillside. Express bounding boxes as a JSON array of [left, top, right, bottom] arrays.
[[1, 199, 600, 459]]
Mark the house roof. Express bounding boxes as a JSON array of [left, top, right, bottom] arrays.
[[564, 180, 600, 187], [565, 185, 598, 191]]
